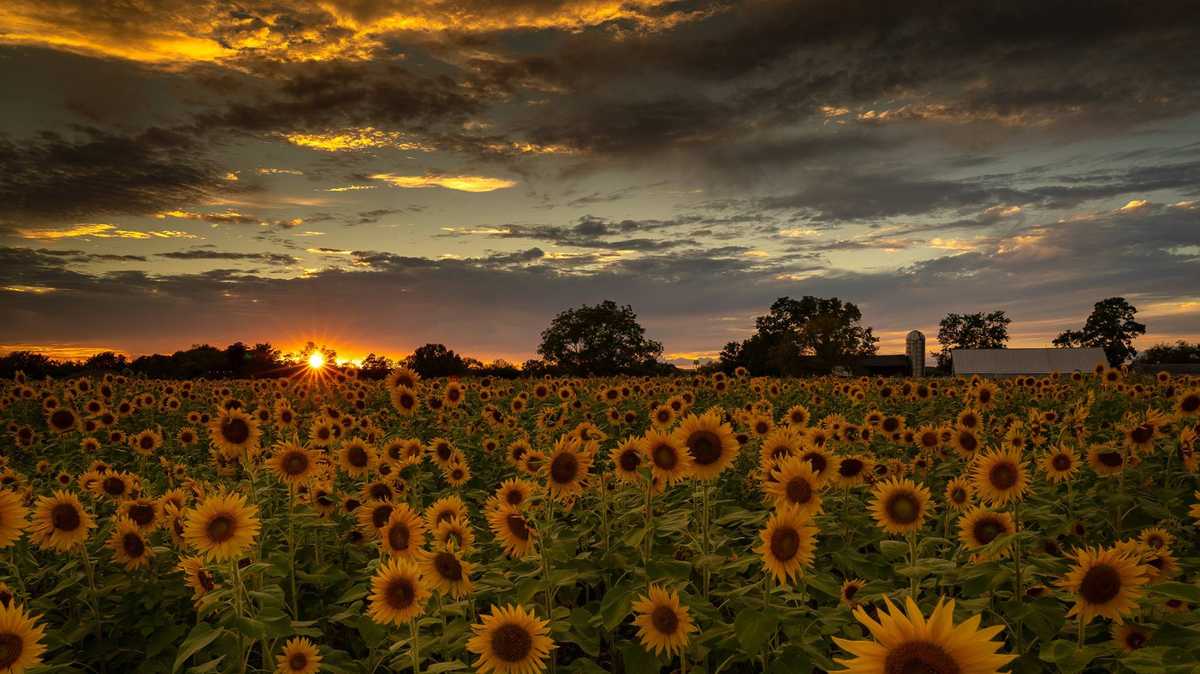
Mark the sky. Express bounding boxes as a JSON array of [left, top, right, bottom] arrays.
[[1, 0, 1198, 367]]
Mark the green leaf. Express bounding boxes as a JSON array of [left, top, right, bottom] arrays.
[[599, 583, 638, 631], [879, 540, 909, 560], [735, 607, 779, 653], [172, 623, 223, 674], [1154, 582, 1200, 603], [620, 641, 660, 674], [426, 662, 468, 673]]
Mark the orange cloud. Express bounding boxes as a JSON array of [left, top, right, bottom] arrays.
[[16, 223, 198, 240], [284, 128, 435, 152], [370, 173, 517, 192]]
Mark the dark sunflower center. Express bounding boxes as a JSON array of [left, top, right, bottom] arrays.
[[140, 436, 154, 450], [0, 632, 24, 668], [839, 458, 864, 477], [1182, 394, 1200, 413], [973, 518, 1004, 545], [222, 418, 250, 444], [1079, 563, 1122, 605], [651, 605, 680, 635], [505, 489, 524, 506], [387, 522, 411, 551], [951, 488, 966, 504], [206, 514, 235, 543], [385, 577, 415, 609], [920, 432, 938, 448], [883, 640, 962, 674], [348, 446, 369, 467], [843, 584, 859, 599], [51, 503, 81, 531], [506, 514, 529, 540], [129, 503, 155, 525], [882, 418, 899, 433], [122, 532, 146, 557], [1052, 455, 1071, 471], [490, 623, 533, 663], [437, 445, 452, 461], [372, 505, 394, 529], [803, 452, 827, 474], [885, 493, 919, 525], [618, 449, 641, 472], [769, 525, 801, 562], [49, 409, 75, 430], [687, 431, 723, 466], [1098, 451, 1123, 467], [652, 443, 678, 470], [785, 477, 813, 505], [549, 452, 579, 485], [958, 433, 977, 452], [988, 462, 1018, 490], [283, 452, 309, 475], [1130, 425, 1153, 444], [103, 476, 125, 495], [289, 653, 308, 670], [434, 552, 463, 581]]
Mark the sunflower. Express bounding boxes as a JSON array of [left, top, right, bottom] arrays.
[[1112, 624, 1151, 653], [1058, 546, 1149, 624], [764, 456, 823, 517], [45, 407, 80, 434], [433, 515, 476, 553], [1087, 444, 1127, 476], [338, 439, 377, 478], [951, 428, 981, 458], [379, 504, 426, 559], [444, 460, 471, 487], [869, 478, 931, 535], [428, 438, 458, 468], [758, 427, 802, 470], [266, 443, 318, 487], [943, 477, 973, 512], [119, 497, 162, 532], [970, 447, 1029, 506], [367, 558, 429, 625], [208, 408, 261, 459], [833, 596, 1013, 674], [130, 429, 162, 456], [419, 547, 474, 599], [797, 444, 834, 485], [0, 490, 29, 549], [958, 507, 1015, 555], [757, 505, 818, 585], [31, 490, 94, 552], [467, 604, 555, 674], [0, 602, 47, 674], [1176, 388, 1200, 417], [639, 430, 692, 487], [673, 412, 738, 481], [183, 492, 261, 561], [275, 637, 322, 674], [1138, 527, 1173, 551], [544, 437, 592, 501], [389, 386, 420, 416], [840, 579, 867, 607], [488, 504, 535, 558], [424, 495, 469, 529], [632, 584, 696, 658], [830, 455, 873, 488], [491, 479, 535, 511], [178, 556, 218, 599], [1040, 445, 1079, 483], [108, 518, 153, 570]]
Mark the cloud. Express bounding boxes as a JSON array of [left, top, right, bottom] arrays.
[[284, 127, 434, 152], [369, 173, 517, 192], [157, 250, 299, 266], [15, 224, 198, 240]]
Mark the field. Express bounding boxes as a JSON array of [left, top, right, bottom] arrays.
[[1, 366, 1198, 674]]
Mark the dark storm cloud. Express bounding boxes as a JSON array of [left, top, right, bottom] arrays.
[[157, 250, 299, 266], [0, 127, 234, 226]]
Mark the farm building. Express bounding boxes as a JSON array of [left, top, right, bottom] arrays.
[[951, 347, 1106, 376]]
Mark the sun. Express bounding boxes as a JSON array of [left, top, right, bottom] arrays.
[[307, 352, 326, 369]]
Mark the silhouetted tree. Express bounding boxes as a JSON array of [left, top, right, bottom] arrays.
[[537, 300, 664, 376], [1135, 341, 1200, 365], [1053, 297, 1146, 366], [406, 344, 468, 378], [719, 296, 878, 375], [82, 351, 127, 372], [936, 311, 1011, 368]]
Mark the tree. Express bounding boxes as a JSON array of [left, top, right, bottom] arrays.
[[1053, 297, 1146, 366], [537, 300, 664, 375], [1135, 341, 1200, 365], [83, 351, 127, 372], [935, 311, 1011, 368], [718, 296, 878, 375], [358, 353, 394, 380], [406, 343, 468, 379]]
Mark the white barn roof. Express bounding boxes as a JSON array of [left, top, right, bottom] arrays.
[[951, 348, 1106, 375]]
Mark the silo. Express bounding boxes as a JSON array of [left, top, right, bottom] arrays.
[[906, 330, 926, 377]]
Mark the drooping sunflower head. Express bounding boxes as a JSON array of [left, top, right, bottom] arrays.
[[367, 557, 430, 625], [1087, 444, 1128, 476], [276, 636, 322, 674], [487, 504, 535, 559], [182, 492, 261, 561], [833, 597, 1013, 674], [830, 454, 873, 488], [433, 514, 476, 553], [839, 579, 867, 607], [177, 556, 218, 599], [466, 604, 555, 674], [756, 505, 818, 586], [869, 478, 931, 535], [631, 584, 697, 658], [108, 517, 154, 570], [1058, 546, 1149, 625]]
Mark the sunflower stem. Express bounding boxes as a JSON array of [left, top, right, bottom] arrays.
[[79, 543, 104, 650], [1012, 501, 1024, 654], [410, 618, 421, 674], [907, 532, 919, 599], [287, 485, 299, 619]]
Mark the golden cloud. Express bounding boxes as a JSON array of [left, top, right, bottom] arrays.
[[284, 128, 435, 152], [370, 173, 516, 192], [16, 223, 198, 240]]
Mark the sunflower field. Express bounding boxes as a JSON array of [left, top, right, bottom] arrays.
[[1, 364, 1199, 674]]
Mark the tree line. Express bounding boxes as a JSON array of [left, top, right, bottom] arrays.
[[1, 296, 1195, 380]]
